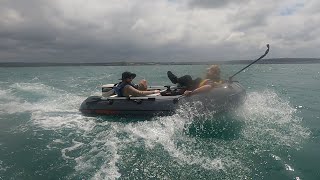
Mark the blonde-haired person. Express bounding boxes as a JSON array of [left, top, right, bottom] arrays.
[[167, 65, 223, 96]]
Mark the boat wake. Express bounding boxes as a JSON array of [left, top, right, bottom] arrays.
[[0, 83, 310, 179]]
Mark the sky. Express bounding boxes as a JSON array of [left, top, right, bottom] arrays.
[[0, 0, 319, 62]]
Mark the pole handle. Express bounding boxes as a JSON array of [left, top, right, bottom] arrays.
[[229, 44, 270, 81]]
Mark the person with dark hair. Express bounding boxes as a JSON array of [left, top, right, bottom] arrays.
[[167, 65, 223, 96], [114, 71, 160, 97]]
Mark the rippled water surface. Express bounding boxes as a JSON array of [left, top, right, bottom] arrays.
[[0, 64, 319, 179]]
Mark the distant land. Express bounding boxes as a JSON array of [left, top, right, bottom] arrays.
[[0, 58, 320, 67]]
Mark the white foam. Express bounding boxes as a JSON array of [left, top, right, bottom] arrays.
[[236, 90, 310, 150], [285, 164, 295, 171], [122, 114, 242, 172], [10, 82, 63, 96], [0, 101, 32, 114], [0, 89, 7, 97], [72, 124, 122, 180], [1, 83, 97, 131], [1, 82, 123, 178], [90, 138, 121, 180], [61, 140, 84, 159], [46, 139, 66, 150], [0, 83, 83, 115], [270, 154, 281, 161], [53, 139, 65, 143], [0, 160, 8, 172], [63, 112, 246, 179], [0, 88, 24, 113], [270, 153, 297, 176]]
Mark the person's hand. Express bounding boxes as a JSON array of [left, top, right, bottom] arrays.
[[140, 79, 147, 86], [153, 90, 160, 94], [139, 79, 148, 90], [183, 90, 193, 96]]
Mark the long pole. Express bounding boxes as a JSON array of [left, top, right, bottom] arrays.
[[229, 44, 270, 81]]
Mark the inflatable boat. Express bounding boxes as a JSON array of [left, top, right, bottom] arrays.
[[79, 81, 246, 116]]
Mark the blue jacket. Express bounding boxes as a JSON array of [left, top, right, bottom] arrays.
[[113, 82, 137, 97]]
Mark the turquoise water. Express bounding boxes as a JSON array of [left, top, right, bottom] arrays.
[[0, 64, 319, 179]]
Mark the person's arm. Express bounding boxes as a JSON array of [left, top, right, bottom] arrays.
[[184, 85, 212, 96], [132, 80, 147, 90], [123, 85, 159, 97]]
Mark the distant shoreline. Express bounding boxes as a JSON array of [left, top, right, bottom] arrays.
[[1, 58, 320, 67]]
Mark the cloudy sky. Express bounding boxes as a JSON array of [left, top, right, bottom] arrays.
[[0, 0, 319, 62]]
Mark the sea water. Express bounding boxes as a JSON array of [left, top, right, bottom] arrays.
[[0, 64, 319, 179]]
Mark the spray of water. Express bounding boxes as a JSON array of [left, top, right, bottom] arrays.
[[236, 90, 309, 150], [0, 83, 310, 179]]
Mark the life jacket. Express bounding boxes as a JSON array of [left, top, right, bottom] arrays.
[[113, 82, 136, 97], [198, 79, 223, 87]]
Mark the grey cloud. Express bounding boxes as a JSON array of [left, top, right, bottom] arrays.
[[0, 0, 319, 62], [229, 11, 268, 32], [188, 0, 250, 8], [0, 0, 191, 62]]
